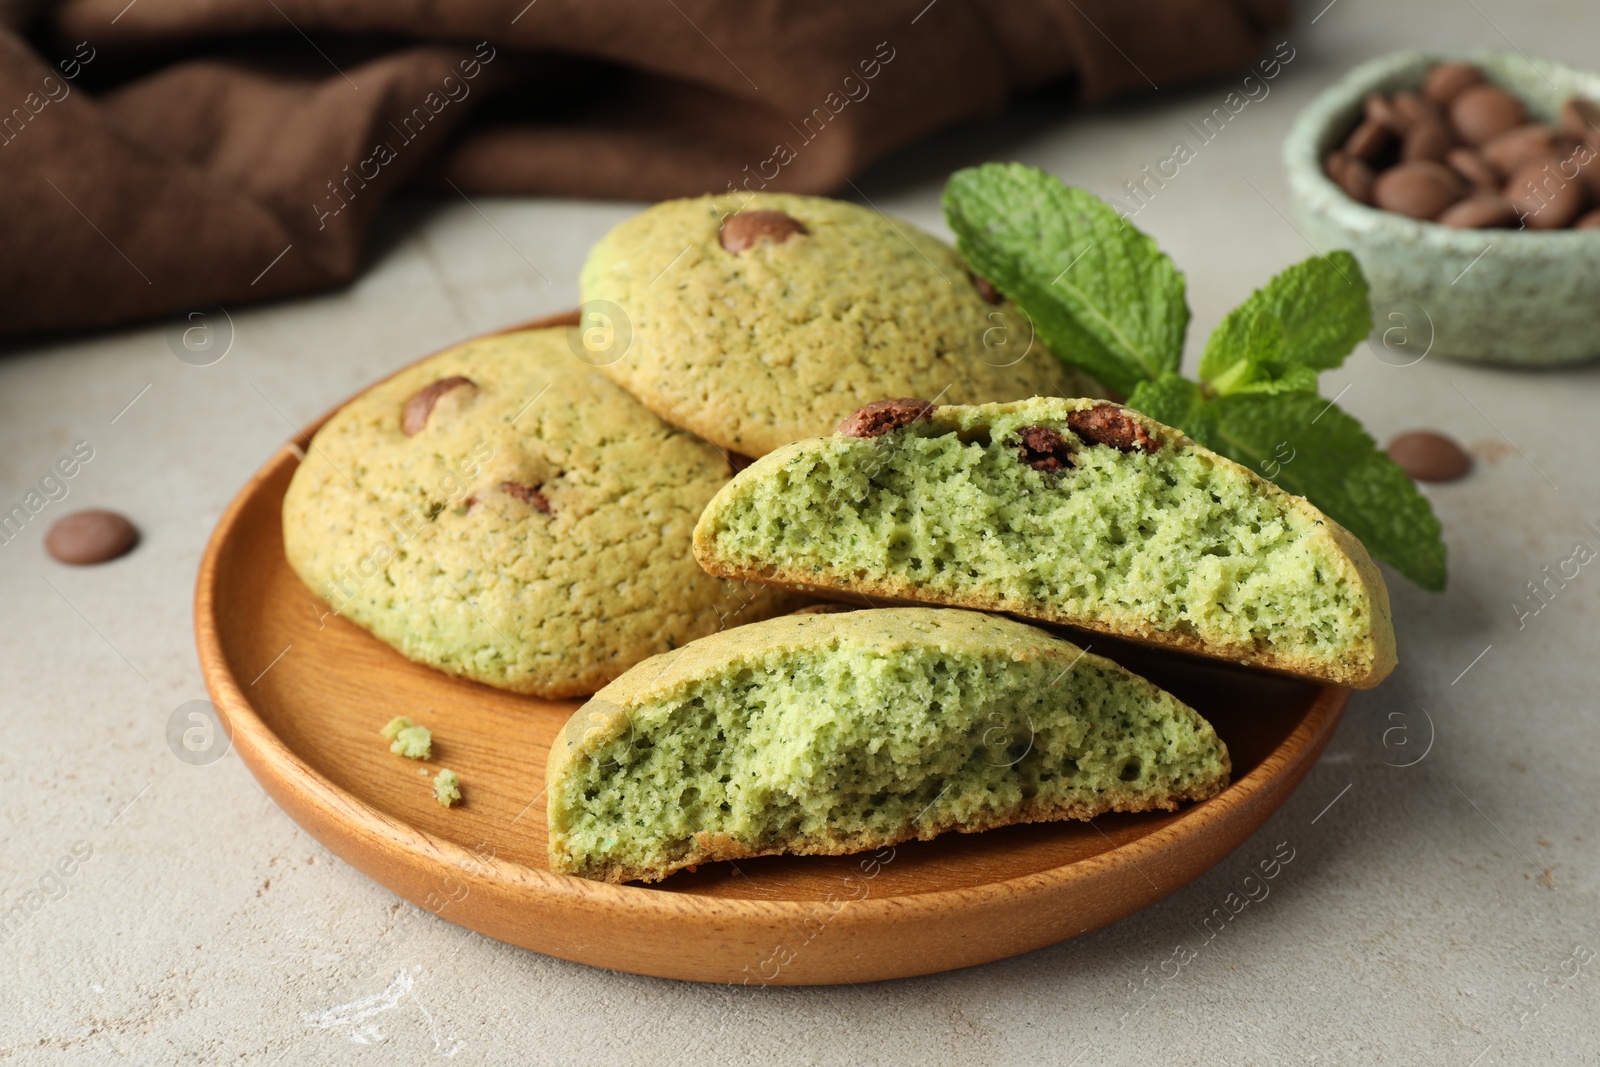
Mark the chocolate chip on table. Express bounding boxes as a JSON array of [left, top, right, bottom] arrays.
[[1344, 118, 1396, 163], [1481, 124, 1561, 175], [1560, 98, 1600, 142], [1014, 426, 1075, 472], [1386, 431, 1472, 482], [718, 210, 808, 253], [1423, 62, 1485, 106], [1373, 161, 1465, 220], [971, 274, 1004, 304], [1445, 147, 1501, 190], [501, 481, 552, 514], [1066, 403, 1160, 453], [402, 376, 475, 435], [836, 398, 936, 438], [1505, 159, 1588, 229], [45, 509, 138, 565], [1449, 84, 1526, 145], [1436, 193, 1518, 229]]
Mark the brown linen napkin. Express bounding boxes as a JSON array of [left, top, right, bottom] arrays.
[[1, 0, 1287, 338]]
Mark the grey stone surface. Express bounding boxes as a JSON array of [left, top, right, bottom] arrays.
[[2, 1, 1597, 1063]]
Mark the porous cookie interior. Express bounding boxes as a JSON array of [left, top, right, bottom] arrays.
[[696, 399, 1386, 683], [578, 192, 1094, 456], [281, 327, 791, 697], [548, 610, 1229, 883]]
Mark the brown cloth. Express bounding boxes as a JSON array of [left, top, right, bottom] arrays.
[[1, 0, 1288, 338]]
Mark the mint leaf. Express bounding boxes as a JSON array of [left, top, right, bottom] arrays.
[[1203, 391, 1446, 591], [943, 162, 1188, 396], [1199, 252, 1370, 395], [1127, 373, 1214, 443]]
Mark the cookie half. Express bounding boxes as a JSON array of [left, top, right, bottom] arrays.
[[282, 327, 793, 698], [547, 608, 1230, 883], [693, 398, 1397, 689], [578, 192, 1096, 457]]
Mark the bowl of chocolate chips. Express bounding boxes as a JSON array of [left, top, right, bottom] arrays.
[[1285, 50, 1600, 366]]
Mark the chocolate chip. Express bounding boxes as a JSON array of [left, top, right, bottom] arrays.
[[1386, 431, 1472, 482], [1423, 62, 1485, 106], [1506, 159, 1587, 229], [45, 509, 138, 565], [835, 398, 936, 438], [1373, 161, 1465, 220], [1401, 119, 1454, 163], [501, 481, 552, 514], [1345, 118, 1396, 163], [1436, 193, 1518, 229], [402, 376, 475, 436], [1445, 147, 1501, 190], [1560, 98, 1600, 142], [1481, 124, 1561, 175], [1450, 84, 1525, 146], [1364, 93, 1404, 131], [1392, 92, 1445, 130], [719, 211, 808, 253], [1014, 426, 1075, 472], [1325, 151, 1375, 204], [1066, 403, 1160, 453], [971, 274, 1003, 304]]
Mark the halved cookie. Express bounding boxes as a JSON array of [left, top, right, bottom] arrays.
[[282, 327, 794, 698], [547, 608, 1230, 883], [693, 398, 1397, 689]]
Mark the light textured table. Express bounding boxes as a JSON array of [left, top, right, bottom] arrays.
[[4, 2, 1597, 1062]]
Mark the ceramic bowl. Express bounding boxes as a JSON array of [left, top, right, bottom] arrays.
[[1283, 49, 1600, 366]]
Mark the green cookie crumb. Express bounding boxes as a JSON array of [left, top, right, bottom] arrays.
[[433, 769, 461, 808], [383, 717, 433, 760]]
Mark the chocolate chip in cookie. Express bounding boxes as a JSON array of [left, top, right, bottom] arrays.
[[1014, 426, 1075, 473], [719, 211, 808, 253], [402, 376, 476, 435], [836, 398, 937, 438], [1067, 404, 1160, 453]]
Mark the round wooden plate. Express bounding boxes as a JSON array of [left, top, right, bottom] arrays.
[[195, 311, 1350, 986]]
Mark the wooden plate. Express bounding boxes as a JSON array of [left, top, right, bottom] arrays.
[[195, 312, 1349, 986]]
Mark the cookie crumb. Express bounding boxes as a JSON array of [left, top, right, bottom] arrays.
[[433, 768, 462, 808], [383, 717, 433, 760]]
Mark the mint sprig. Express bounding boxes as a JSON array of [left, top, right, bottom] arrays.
[[943, 162, 1189, 397], [944, 162, 1446, 591]]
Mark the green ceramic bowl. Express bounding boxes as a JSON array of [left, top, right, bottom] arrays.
[[1284, 49, 1600, 366]]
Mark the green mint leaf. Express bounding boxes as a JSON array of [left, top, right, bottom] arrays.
[[1127, 373, 1215, 443], [1199, 252, 1371, 395], [1203, 391, 1446, 591], [943, 162, 1188, 396]]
